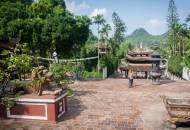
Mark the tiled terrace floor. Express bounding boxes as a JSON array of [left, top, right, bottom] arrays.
[[0, 79, 190, 130]]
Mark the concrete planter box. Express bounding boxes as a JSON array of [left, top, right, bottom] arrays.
[[0, 91, 67, 123]]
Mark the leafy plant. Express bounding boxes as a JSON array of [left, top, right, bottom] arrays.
[[83, 70, 102, 79], [0, 70, 6, 82], [49, 63, 67, 82], [50, 63, 75, 80], [168, 56, 183, 76], [1, 97, 16, 108], [11, 80, 31, 94], [7, 54, 32, 80], [67, 88, 74, 97]]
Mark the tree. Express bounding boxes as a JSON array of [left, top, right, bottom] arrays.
[[186, 15, 190, 22], [112, 12, 126, 45], [6, 43, 32, 81], [92, 14, 106, 38], [0, 0, 91, 58], [85, 30, 98, 44], [167, 0, 179, 28], [0, 1, 28, 40], [100, 24, 111, 43], [167, 0, 179, 56], [29, 0, 53, 19], [92, 14, 105, 73]]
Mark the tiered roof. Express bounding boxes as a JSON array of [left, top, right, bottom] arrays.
[[119, 46, 163, 71]]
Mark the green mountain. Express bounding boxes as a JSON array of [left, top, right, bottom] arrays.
[[126, 28, 167, 47]]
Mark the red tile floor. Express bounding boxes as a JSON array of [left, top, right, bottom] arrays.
[[0, 79, 190, 130]]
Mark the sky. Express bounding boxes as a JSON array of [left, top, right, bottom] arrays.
[[65, 0, 190, 36]]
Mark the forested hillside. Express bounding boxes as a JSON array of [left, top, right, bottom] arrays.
[[126, 28, 167, 47]]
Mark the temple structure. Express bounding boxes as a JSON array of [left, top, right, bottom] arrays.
[[119, 45, 167, 79]]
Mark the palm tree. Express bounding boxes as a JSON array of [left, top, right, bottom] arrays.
[[100, 24, 112, 43], [92, 14, 105, 73], [92, 14, 106, 38]]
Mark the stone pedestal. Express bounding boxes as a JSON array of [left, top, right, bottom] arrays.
[[0, 92, 67, 123]]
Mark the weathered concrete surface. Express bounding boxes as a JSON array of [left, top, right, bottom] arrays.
[[0, 79, 190, 130]]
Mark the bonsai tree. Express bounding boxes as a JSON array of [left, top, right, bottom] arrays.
[[50, 63, 75, 89]]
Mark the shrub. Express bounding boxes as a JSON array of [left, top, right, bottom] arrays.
[[11, 80, 31, 94], [50, 63, 75, 82], [83, 70, 102, 79], [100, 54, 118, 76], [168, 56, 183, 76], [50, 63, 66, 82], [185, 55, 190, 68]]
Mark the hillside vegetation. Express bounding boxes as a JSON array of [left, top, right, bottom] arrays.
[[126, 28, 167, 47]]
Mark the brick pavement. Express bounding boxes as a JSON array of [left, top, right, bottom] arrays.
[[0, 79, 190, 130]]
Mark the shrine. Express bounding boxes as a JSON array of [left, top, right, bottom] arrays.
[[119, 44, 167, 81]]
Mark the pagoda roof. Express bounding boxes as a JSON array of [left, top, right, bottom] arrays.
[[126, 54, 161, 62], [128, 51, 153, 55]]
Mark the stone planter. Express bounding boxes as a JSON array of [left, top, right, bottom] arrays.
[[0, 91, 67, 123]]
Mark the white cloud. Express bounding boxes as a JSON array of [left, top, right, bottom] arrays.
[[90, 8, 107, 17], [143, 18, 168, 35], [65, 0, 90, 14]]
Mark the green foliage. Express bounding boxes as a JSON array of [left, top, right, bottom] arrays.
[[85, 30, 98, 44], [29, 0, 53, 18], [0, 70, 6, 82], [168, 56, 183, 76], [116, 41, 134, 59], [100, 54, 117, 76], [5, 43, 32, 81], [67, 87, 74, 96], [0, 1, 28, 40], [0, 97, 16, 108], [83, 70, 101, 79], [126, 28, 167, 48], [0, 0, 91, 58], [50, 63, 66, 82], [11, 80, 31, 94], [100, 24, 111, 43], [112, 12, 126, 45], [80, 44, 98, 71], [167, 0, 179, 29], [50, 63, 75, 82], [92, 14, 105, 33], [7, 54, 32, 80]]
